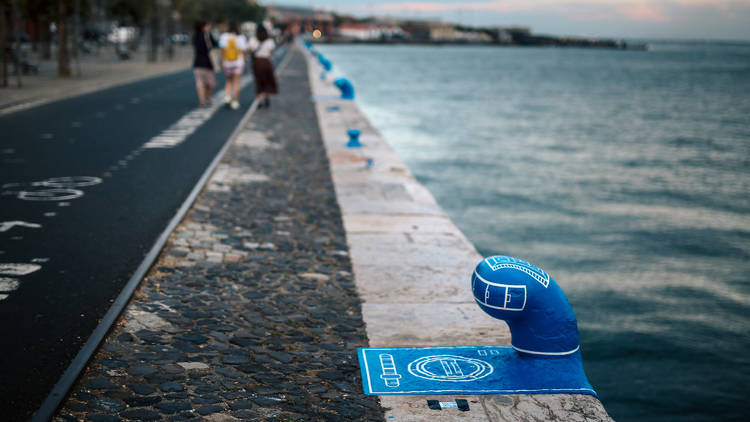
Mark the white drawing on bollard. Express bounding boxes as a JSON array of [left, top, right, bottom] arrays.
[[379, 354, 402, 387], [484, 256, 550, 288], [407, 355, 493, 382], [474, 270, 527, 311]]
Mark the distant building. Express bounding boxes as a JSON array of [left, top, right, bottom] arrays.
[[488, 26, 532, 45], [266, 5, 334, 36], [337, 23, 406, 41], [427, 22, 457, 41]]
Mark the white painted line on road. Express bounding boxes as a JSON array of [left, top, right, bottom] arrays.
[[0, 221, 42, 233], [18, 189, 83, 201], [0, 277, 20, 291], [143, 74, 255, 149], [0, 263, 42, 276], [0, 276, 20, 300], [34, 176, 102, 188]]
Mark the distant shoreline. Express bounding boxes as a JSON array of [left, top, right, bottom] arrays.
[[312, 37, 648, 50]]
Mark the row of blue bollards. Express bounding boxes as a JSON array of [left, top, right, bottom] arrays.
[[305, 41, 369, 165]]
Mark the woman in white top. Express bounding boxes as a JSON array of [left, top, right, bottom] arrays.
[[219, 22, 248, 110], [248, 25, 277, 108]]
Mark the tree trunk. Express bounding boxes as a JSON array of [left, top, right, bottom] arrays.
[[1, 3, 7, 88], [73, 0, 80, 76], [57, 0, 71, 77], [148, 1, 159, 62], [166, 11, 173, 60], [12, 0, 21, 87], [40, 15, 51, 60]]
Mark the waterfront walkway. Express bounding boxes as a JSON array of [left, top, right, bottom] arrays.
[[4, 42, 611, 421], [52, 46, 384, 421]]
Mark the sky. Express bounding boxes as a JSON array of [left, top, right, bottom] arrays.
[[264, 0, 750, 41]]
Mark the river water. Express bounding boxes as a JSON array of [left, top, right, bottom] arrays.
[[314, 42, 750, 421]]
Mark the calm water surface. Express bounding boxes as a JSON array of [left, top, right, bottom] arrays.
[[316, 42, 750, 421]]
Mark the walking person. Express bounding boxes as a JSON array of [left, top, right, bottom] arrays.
[[248, 24, 278, 108], [192, 21, 217, 107], [219, 22, 248, 110]]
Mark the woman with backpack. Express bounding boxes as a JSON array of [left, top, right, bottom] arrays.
[[248, 24, 278, 109], [219, 22, 248, 110]]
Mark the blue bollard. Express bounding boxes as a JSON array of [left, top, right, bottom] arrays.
[[334, 78, 355, 100], [320, 57, 332, 71], [472, 256, 580, 356], [346, 129, 362, 147]]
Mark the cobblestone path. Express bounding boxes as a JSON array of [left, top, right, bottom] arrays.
[[56, 46, 385, 422]]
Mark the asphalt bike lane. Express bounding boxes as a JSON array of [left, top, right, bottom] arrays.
[[0, 47, 288, 420]]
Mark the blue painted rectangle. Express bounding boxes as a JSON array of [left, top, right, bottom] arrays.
[[357, 346, 596, 397]]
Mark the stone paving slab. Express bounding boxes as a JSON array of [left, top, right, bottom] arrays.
[[306, 45, 614, 422], [54, 44, 383, 422]]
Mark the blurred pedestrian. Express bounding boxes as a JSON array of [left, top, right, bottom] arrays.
[[192, 20, 217, 107], [248, 25, 277, 109], [219, 22, 248, 110]]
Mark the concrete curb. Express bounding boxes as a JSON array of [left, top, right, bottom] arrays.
[[303, 42, 614, 421]]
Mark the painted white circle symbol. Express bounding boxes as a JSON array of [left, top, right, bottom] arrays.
[[34, 176, 102, 188], [18, 189, 84, 201], [407, 355, 493, 382]]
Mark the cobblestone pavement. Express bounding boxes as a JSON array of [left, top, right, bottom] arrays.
[[55, 46, 385, 421]]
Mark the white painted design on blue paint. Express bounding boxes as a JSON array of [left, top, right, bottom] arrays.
[[484, 256, 550, 288], [407, 355, 493, 382], [473, 270, 526, 311], [0, 221, 41, 233], [379, 354, 402, 387], [358, 346, 597, 397]]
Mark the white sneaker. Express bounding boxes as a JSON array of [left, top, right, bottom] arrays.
[[231, 100, 239, 110], [224, 95, 231, 105]]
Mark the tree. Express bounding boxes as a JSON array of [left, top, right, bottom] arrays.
[[1, 1, 7, 87], [56, 0, 70, 76], [177, 0, 264, 28]]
